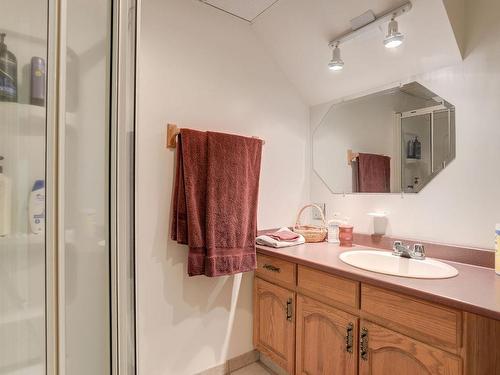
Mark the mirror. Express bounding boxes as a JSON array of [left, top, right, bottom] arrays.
[[313, 82, 455, 194]]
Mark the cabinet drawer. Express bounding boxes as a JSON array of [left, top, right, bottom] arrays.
[[361, 284, 462, 351], [297, 266, 359, 309], [256, 254, 296, 287]]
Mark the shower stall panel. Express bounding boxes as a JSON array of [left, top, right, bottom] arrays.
[[0, 1, 48, 374], [63, 0, 113, 374], [1, 0, 136, 374]]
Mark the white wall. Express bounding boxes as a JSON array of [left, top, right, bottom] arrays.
[[310, 0, 500, 250], [136, 0, 309, 374]]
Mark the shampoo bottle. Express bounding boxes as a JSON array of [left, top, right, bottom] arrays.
[[29, 180, 45, 234], [0, 156, 12, 236]]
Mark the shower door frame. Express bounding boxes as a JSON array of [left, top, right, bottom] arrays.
[[399, 104, 451, 193], [45, 0, 137, 374]]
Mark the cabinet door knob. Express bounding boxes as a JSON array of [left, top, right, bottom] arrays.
[[360, 327, 369, 361], [263, 264, 281, 273], [345, 323, 354, 353], [286, 298, 293, 321]]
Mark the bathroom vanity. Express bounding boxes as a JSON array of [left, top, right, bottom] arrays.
[[253, 243, 500, 375]]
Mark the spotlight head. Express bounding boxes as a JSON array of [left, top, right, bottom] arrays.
[[328, 44, 344, 71], [384, 19, 404, 48]]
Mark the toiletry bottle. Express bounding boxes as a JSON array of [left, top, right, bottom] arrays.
[[406, 139, 414, 159], [0, 156, 12, 236], [0, 33, 18, 102], [327, 213, 344, 244], [29, 180, 45, 234], [414, 137, 421, 159], [495, 224, 500, 276], [30, 57, 45, 106]]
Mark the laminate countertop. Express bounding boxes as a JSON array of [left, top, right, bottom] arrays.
[[256, 242, 500, 321]]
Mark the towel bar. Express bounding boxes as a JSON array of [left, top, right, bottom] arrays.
[[166, 123, 265, 149]]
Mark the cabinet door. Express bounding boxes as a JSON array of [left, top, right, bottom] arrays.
[[359, 321, 461, 375], [296, 295, 358, 375], [253, 278, 295, 374]]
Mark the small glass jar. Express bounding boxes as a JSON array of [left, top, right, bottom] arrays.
[[339, 225, 354, 247]]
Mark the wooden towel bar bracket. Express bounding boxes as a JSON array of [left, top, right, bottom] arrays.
[[166, 123, 265, 149], [347, 149, 359, 166], [166, 123, 180, 149]]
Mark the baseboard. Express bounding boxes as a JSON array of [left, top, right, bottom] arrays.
[[259, 353, 289, 375], [195, 350, 260, 375]]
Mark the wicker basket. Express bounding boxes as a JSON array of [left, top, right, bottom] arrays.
[[293, 204, 328, 243]]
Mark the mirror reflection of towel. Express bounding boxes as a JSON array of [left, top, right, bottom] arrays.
[[352, 153, 391, 193]]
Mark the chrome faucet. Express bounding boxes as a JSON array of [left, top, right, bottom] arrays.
[[392, 241, 426, 260]]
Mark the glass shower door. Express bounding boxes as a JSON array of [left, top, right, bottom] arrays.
[[0, 1, 48, 374], [63, 0, 113, 374], [0, 1, 136, 374]]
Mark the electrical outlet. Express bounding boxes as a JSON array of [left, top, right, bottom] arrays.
[[312, 203, 326, 220]]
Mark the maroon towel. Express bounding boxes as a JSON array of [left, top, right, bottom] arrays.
[[355, 153, 391, 193], [171, 128, 263, 277]]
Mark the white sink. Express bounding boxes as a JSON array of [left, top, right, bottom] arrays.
[[339, 250, 458, 279]]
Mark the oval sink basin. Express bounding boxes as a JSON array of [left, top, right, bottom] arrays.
[[339, 250, 458, 279]]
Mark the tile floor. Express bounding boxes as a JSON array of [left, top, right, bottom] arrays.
[[232, 362, 273, 375]]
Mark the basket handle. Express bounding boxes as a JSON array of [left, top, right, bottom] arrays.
[[294, 204, 326, 229]]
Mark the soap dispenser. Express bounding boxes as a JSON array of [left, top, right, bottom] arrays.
[[0, 156, 12, 236], [0, 33, 18, 102]]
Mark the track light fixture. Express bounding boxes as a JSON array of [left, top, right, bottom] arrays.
[[384, 17, 404, 48], [327, 1, 412, 71], [328, 43, 344, 71]]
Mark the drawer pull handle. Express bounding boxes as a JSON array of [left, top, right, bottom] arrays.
[[286, 298, 293, 321], [360, 327, 369, 361], [345, 323, 354, 353], [263, 264, 281, 273]]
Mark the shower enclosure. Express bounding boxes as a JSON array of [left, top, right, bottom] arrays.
[[0, 0, 136, 374]]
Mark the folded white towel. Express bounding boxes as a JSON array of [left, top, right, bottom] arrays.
[[256, 227, 305, 248]]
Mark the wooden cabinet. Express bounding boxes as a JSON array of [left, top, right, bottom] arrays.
[[296, 295, 358, 375], [254, 253, 499, 375], [253, 278, 295, 374], [358, 321, 461, 375]]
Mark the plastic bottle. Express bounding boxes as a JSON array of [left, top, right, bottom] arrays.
[[30, 57, 45, 106], [495, 224, 500, 276], [0, 156, 12, 236], [29, 180, 45, 234], [327, 213, 344, 244], [0, 33, 18, 102], [414, 137, 421, 159]]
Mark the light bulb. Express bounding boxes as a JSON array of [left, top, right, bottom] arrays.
[[384, 19, 404, 48], [328, 44, 344, 71]]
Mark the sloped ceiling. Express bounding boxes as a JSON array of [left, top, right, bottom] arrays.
[[250, 0, 463, 105]]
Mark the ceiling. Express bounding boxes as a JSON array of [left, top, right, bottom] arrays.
[[249, 0, 463, 105], [199, 0, 280, 22]]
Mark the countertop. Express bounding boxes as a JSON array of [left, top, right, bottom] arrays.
[[256, 242, 500, 321]]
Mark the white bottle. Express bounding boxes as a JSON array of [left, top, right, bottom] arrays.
[[327, 213, 345, 244], [0, 157, 12, 237], [29, 179, 45, 234]]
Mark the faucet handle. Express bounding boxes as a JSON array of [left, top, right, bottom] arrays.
[[392, 240, 404, 255], [412, 244, 425, 259]]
